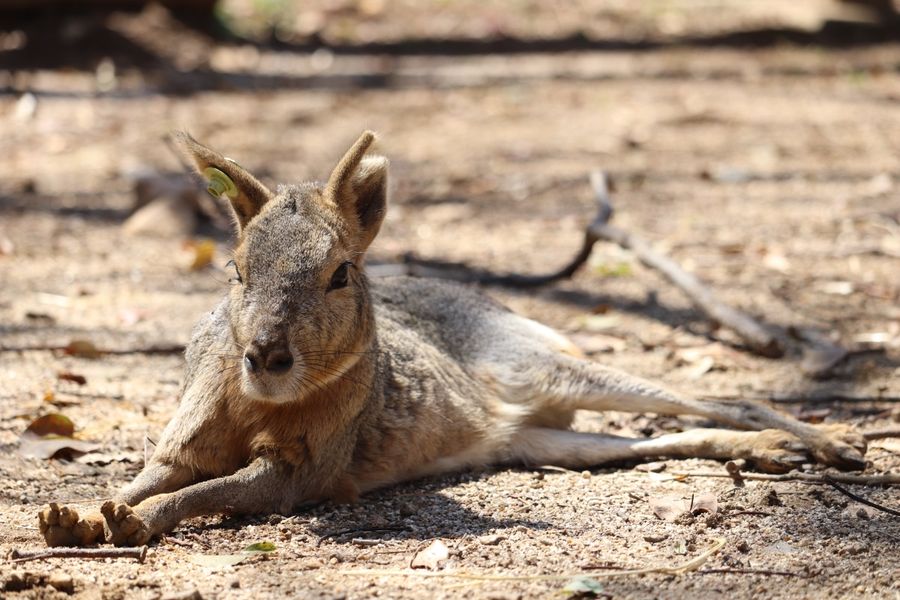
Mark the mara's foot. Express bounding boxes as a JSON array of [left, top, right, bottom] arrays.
[[100, 501, 151, 546], [737, 429, 809, 473], [808, 423, 868, 471], [38, 503, 104, 547]]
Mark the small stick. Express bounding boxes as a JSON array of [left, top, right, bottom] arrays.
[[10, 546, 148, 563], [697, 568, 801, 577], [864, 428, 900, 441], [669, 471, 900, 485], [824, 477, 900, 517]]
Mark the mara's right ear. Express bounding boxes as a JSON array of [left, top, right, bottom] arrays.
[[172, 132, 274, 232]]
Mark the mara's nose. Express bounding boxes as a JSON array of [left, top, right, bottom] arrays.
[[244, 340, 294, 374]]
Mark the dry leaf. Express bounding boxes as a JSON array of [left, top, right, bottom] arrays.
[[691, 493, 718, 517], [188, 541, 276, 569], [649, 493, 717, 521], [185, 239, 216, 271], [57, 372, 87, 385], [64, 340, 102, 359], [410, 540, 449, 570], [19, 413, 100, 459], [649, 495, 690, 522]]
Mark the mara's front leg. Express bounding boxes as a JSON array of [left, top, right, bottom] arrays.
[[39, 461, 194, 547], [97, 458, 292, 546]]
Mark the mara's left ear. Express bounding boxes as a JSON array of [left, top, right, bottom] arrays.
[[325, 131, 388, 250], [172, 131, 274, 235]]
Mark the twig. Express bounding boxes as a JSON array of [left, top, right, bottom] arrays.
[[317, 526, 408, 547], [670, 471, 900, 485], [864, 428, 900, 441], [583, 173, 782, 357], [402, 172, 783, 357], [342, 537, 725, 581], [824, 477, 900, 517], [10, 546, 148, 563]]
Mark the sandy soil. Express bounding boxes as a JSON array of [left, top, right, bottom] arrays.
[[1, 2, 899, 598]]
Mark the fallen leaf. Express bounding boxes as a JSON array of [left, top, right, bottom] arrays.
[[26, 413, 74, 437], [649, 492, 717, 521], [188, 541, 277, 569], [243, 541, 277, 553], [562, 576, 604, 597], [57, 372, 87, 385], [186, 239, 216, 271], [691, 492, 718, 517], [19, 413, 100, 459], [64, 340, 102, 359], [410, 540, 449, 570], [592, 262, 632, 278], [649, 495, 690, 522]]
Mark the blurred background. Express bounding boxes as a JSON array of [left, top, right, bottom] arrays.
[[1, 3, 900, 597], [1, 0, 899, 394]]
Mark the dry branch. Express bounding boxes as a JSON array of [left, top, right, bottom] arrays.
[[403, 171, 784, 357], [9, 546, 148, 563]]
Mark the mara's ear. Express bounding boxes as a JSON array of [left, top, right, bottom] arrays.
[[325, 131, 388, 250], [172, 131, 274, 232]]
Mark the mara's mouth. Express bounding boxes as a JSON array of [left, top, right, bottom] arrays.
[[240, 362, 300, 404]]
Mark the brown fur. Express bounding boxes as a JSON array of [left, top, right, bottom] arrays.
[[38, 132, 868, 547]]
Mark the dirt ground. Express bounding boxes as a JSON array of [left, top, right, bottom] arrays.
[[2, 2, 900, 599]]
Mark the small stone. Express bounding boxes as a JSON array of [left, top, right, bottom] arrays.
[[737, 540, 750, 553], [580, 470, 591, 479], [856, 508, 870, 520], [229, 578, 241, 589], [643, 534, 668, 543], [477, 534, 506, 546], [48, 574, 75, 594]]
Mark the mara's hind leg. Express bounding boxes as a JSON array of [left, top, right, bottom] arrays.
[[508, 427, 809, 473], [534, 355, 866, 470]]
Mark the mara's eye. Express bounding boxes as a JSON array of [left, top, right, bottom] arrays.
[[226, 259, 243, 284], [328, 261, 352, 291]]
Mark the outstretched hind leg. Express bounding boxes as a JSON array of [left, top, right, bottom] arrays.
[[531, 355, 865, 470], [508, 427, 810, 473]]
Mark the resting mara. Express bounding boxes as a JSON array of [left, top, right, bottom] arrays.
[[39, 131, 866, 547]]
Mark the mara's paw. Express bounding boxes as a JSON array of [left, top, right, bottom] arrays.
[[808, 424, 867, 471], [38, 503, 104, 547], [739, 429, 809, 474], [100, 501, 150, 547]]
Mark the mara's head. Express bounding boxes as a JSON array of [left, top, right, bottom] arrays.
[[175, 131, 388, 404]]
